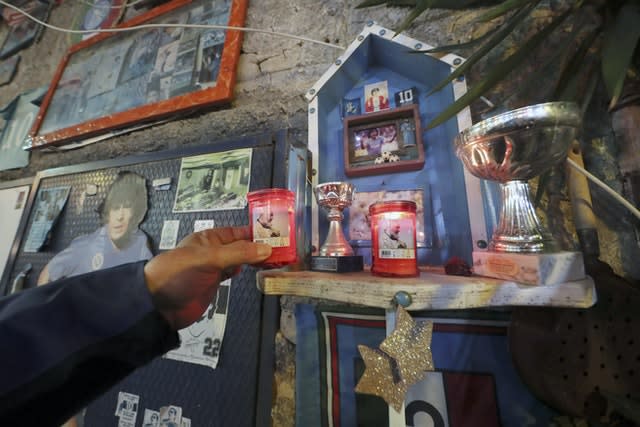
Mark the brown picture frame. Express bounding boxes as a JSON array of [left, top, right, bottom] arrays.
[[27, 0, 248, 150], [343, 104, 424, 177]]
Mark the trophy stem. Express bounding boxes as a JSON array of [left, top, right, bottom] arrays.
[[491, 180, 551, 253], [320, 208, 354, 256]]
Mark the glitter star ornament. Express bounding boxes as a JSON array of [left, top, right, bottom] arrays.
[[354, 345, 408, 412], [380, 306, 434, 384], [354, 306, 435, 412]]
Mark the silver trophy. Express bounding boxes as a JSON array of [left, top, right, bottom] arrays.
[[455, 102, 582, 252], [315, 182, 355, 256]]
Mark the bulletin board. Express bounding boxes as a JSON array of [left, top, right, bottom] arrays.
[[1, 130, 302, 427]]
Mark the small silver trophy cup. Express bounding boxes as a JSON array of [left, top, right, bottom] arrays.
[[455, 102, 581, 252], [312, 182, 363, 272], [315, 182, 355, 256]]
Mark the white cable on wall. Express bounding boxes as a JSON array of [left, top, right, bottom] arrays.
[[71, 0, 148, 10], [567, 157, 640, 221], [0, 0, 345, 50]]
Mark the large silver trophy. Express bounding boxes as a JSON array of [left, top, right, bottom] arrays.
[[455, 102, 581, 253], [312, 182, 363, 272]]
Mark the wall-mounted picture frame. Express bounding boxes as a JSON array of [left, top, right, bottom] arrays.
[[343, 104, 424, 177], [27, 0, 248, 150]]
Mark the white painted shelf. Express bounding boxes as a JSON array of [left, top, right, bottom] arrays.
[[256, 268, 596, 311]]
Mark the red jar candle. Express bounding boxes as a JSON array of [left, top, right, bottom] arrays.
[[369, 200, 418, 277], [247, 188, 297, 268]]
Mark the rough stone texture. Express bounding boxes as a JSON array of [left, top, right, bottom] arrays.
[[2, 1, 639, 423], [271, 331, 296, 427]]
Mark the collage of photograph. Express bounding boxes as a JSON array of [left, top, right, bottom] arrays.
[[38, 0, 232, 136]]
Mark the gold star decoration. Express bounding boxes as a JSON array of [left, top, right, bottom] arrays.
[[354, 306, 435, 412], [354, 345, 408, 412], [380, 306, 434, 385]]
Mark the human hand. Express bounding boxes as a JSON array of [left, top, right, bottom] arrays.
[[144, 226, 272, 330]]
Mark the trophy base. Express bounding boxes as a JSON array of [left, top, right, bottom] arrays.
[[472, 250, 585, 286], [311, 256, 364, 273]]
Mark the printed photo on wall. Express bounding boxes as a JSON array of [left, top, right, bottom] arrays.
[[173, 147, 252, 212], [23, 186, 71, 253], [364, 80, 390, 113], [35, 172, 153, 285], [348, 189, 425, 246]]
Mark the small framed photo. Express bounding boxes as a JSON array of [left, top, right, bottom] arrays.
[[343, 104, 424, 177]]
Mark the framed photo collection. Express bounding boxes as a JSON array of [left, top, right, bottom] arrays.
[[27, 0, 248, 150]]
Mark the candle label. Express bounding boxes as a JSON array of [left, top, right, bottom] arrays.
[[252, 204, 290, 247], [378, 218, 415, 259]]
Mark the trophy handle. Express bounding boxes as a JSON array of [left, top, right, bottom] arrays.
[[500, 136, 514, 170]]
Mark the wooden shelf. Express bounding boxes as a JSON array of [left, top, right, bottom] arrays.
[[256, 268, 596, 311]]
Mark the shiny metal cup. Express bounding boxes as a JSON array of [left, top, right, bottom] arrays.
[[315, 182, 355, 256], [455, 102, 582, 252]]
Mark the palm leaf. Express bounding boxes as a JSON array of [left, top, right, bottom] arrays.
[[425, 1, 538, 97], [601, 2, 640, 108], [503, 20, 585, 105], [475, 0, 533, 22], [553, 27, 600, 101], [356, 0, 503, 9], [426, 6, 572, 129], [356, 0, 413, 8]]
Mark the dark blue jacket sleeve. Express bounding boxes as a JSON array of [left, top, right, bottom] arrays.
[[0, 261, 180, 426]]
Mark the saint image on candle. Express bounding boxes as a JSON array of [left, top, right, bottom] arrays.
[[382, 224, 408, 249], [256, 210, 281, 238]]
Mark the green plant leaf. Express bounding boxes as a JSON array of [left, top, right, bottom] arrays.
[[503, 20, 586, 105], [356, 0, 414, 8], [426, 6, 572, 129], [553, 27, 600, 102], [579, 60, 600, 114], [601, 2, 640, 107], [426, 1, 538, 98], [475, 0, 533, 22], [356, 0, 503, 10]]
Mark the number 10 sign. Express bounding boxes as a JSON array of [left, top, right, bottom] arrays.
[[394, 87, 418, 107]]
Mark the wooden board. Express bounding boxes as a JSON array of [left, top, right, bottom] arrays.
[[257, 268, 596, 310]]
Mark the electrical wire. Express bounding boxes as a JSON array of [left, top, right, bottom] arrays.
[[567, 157, 640, 221], [0, 0, 345, 50]]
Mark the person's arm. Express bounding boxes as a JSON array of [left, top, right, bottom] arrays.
[[0, 226, 271, 425], [0, 262, 175, 426]]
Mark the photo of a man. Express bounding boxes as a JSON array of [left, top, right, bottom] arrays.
[[382, 224, 408, 249], [37, 172, 152, 284], [364, 81, 390, 113], [255, 211, 281, 238]]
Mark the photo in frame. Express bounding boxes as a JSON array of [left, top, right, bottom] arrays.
[[348, 188, 426, 246], [27, 0, 248, 149], [343, 104, 424, 177]]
